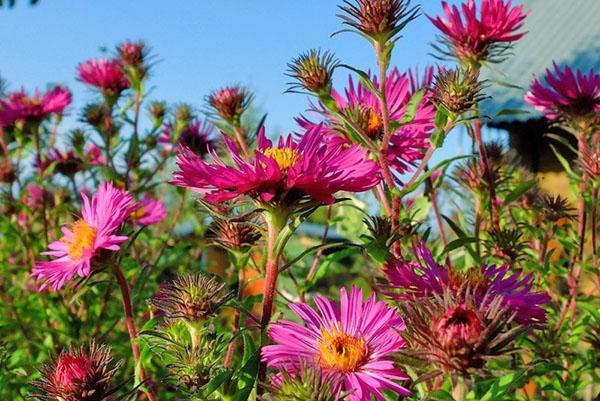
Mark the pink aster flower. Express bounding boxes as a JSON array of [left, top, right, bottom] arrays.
[[299, 67, 435, 178], [159, 118, 215, 156], [86, 143, 105, 165], [262, 286, 411, 401], [171, 124, 380, 205], [0, 86, 71, 126], [77, 58, 130, 99], [130, 196, 167, 226], [525, 63, 600, 125], [31, 182, 134, 290], [428, 0, 528, 64], [382, 242, 549, 327]]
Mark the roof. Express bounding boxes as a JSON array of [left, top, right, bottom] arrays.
[[480, 0, 600, 122]]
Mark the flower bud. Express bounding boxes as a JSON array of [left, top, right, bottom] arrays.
[[432, 67, 482, 115], [30, 341, 120, 401], [149, 101, 166, 126], [205, 218, 261, 253], [287, 49, 339, 95], [207, 86, 252, 123], [149, 273, 231, 324]]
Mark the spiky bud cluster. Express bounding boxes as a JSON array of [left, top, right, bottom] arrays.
[[483, 228, 527, 262], [287, 49, 339, 95], [82, 103, 110, 129], [205, 218, 261, 252], [149, 273, 231, 323], [207, 86, 252, 123], [118, 41, 149, 83], [400, 290, 523, 374], [535, 194, 576, 223], [338, 0, 419, 44], [432, 67, 482, 115], [30, 341, 120, 401], [264, 364, 349, 401], [149, 101, 166, 125]]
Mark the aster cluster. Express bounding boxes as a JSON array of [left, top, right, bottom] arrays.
[[0, 1, 596, 401]]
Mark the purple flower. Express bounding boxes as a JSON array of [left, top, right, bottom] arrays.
[[0, 86, 71, 126], [383, 243, 549, 327]]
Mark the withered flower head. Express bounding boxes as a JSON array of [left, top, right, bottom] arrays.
[[286, 49, 339, 95], [535, 194, 576, 223], [432, 67, 483, 115], [207, 85, 253, 123], [264, 364, 349, 401], [484, 228, 527, 262], [338, 0, 420, 44], [30, 341, 120, 401], [149, 273, 232, 323], [205, 218, 261, 252], [399, 290, 523, 375]]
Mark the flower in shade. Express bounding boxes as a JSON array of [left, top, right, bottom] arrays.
[[130, 196, 167, 226], [77, 58, 130, 100], [428, 0, 528, 65], [31, 182, 134, 290], [207, 85, 252, 123], [148, 273, 231, 324], [171, 124, 380, 205], [22, 184, 53, 211], [299, 67, 435, 177], [262, 286, 411, 401], [159, 119, 215, 156], [30, 340, 120, 401], [525, 63, 600, 126], [337, 0, 420, 44], [38, 148, 83, 177], [399, 289, 523, 374], [0, 86, 71, 126], [382, 242, 549, 327]]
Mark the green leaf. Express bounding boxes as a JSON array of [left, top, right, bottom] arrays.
[[338, 64, 379, 96], [494, 108, 530, 117], [400, 88, 426, 124], [504, 180, 536, 206], [232, 351, 259, 401], [441, 237, 478, 254]]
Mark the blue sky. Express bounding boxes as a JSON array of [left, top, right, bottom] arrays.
[[0, 0, 482, 161]]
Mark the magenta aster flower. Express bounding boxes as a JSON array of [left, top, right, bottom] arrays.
[[77, 58, 130, 99], [525, 63, 600, 125], [300, 67, 435, 177], [130, 196, 167, 226], [159, 119, 215, 156], [0, 86, 71, 126], [31, 182, 134, 290], [382, 242, 549, 327], [262, 286, 411, 401], [428, 0, 527, 64], [86, 143, 105, 166], [171, 124, 380, 205]]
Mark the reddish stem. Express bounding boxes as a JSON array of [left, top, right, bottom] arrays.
[[112, 264, 157, 401], [224, 267, 245, 367]]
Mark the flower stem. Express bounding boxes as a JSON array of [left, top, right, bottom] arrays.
[[111, 263, 157, 401], [257, 210, 287, 392], [224, 266, 245, 367], [233, 121, 250, 159]]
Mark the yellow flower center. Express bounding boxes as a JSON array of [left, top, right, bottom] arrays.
[[365, 108, 383, 138], [318, 329, 368, 373], [447, 267, 486, 291], [262, 147, 300, 170], [131, 206, 146, 220], [65, 220, 97, 261]]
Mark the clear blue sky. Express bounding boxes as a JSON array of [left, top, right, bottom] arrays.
[[0, 0, 482, 161]]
